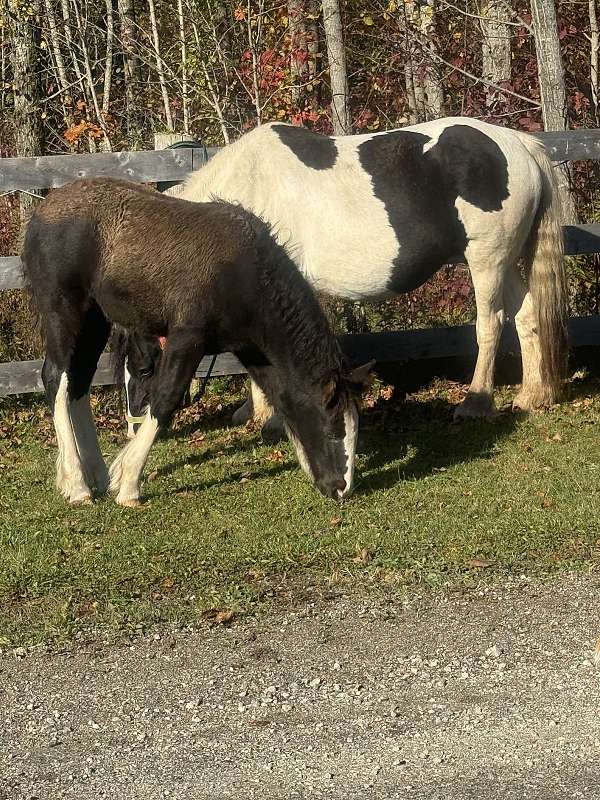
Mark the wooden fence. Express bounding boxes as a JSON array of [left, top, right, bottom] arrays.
[[2, 130, 600, 396]]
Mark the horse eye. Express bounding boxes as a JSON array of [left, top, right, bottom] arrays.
[[138, 367, 153, 379]]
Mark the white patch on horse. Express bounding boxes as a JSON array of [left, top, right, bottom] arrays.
[[284, 425, 314, 483], [70, 393, 109, 495], [182, 125, 400, 300], [341, 404, 359, 498], [54, 372, 93, 504], [109, 409, 159, 506]]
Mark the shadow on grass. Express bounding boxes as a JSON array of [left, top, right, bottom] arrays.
[[354, 397, 520, 496]]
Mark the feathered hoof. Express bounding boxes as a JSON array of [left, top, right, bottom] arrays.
[[453, 392, 496, 421], [68, 492, 94, 506], [117, 497, 141, 508], [512, 384, 558, 412]]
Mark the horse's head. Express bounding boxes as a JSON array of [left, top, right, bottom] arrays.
[[252, 360, 375, 501], [121, 333, 163, 437]]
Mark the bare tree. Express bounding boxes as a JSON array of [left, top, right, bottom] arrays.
[[8, 0, 45, 221], [118, 0, 143, 144], [481, 0, 512, 106], [322, 0, 350, 133], [589, 0, 599, 124], [178, 0, 190, 133], [148, 0, 174, 131], [530, 0, 575, 220]]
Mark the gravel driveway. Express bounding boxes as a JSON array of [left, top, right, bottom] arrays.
[[2, 574, 599, 799]]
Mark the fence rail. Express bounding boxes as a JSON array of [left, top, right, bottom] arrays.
[[2, 128, 600, 396]]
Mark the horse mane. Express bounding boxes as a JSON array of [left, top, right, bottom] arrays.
[[230, 205, 344, 384], [110, 326, 129, 389]]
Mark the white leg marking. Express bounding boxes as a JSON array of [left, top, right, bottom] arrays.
[[109, 409, 159, 506], [342, 404, 359, 498], [250, 380, 275, 425], [53, 372, 93, 504], [455, 248, 507, 420], [70, 394, 109, 495], [504, 264, 552, 410]]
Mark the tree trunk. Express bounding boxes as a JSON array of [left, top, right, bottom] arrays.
[[8, 0, 45, 222], [530, 0, 575, 221], [288, 0, 308, 107], [118, 0, 143, 145], [148, 0, 173, 131], [322, 0, 350, 134], [590, 0, 599, 124], [481, 0, 512, 106], [419, 1, 445, 119]]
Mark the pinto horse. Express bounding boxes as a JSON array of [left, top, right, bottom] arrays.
[[22, 178, 372, 506], [126, 117, 567, 430]]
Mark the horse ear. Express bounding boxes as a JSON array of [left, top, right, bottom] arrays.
[[347, 359, 376, 388]]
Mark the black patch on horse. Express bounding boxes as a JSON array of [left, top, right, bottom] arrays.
[[273, 124, 338, 170], [358, 125, 510, 294]]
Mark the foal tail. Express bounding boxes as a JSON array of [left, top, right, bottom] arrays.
[[518, 133, 568, 403]]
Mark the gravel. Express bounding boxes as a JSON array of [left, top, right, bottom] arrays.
[[1, 573, 600, 799]]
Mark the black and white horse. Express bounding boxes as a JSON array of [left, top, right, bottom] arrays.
[[132, 117, 566, 428], [22, 178, 371, 506]]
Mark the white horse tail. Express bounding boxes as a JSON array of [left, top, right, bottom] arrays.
[[518, 133, 568, 402]]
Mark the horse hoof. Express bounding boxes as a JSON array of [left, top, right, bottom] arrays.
[[453, 392, 496, 421], [232, 399, 253, 426], [70, 494, 93, 506], [261, 417, 286, 444], [117, 497, 141, 508]]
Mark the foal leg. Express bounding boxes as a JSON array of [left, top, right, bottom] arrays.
[[67, 302, 112, 495], [455, 249, 506, 420], [504, 263, 555, 410], [109, 328, 205, 506]]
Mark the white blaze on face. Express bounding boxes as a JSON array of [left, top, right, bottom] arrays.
[[341, 403, 359, 498], [284, 423, 314, 482]]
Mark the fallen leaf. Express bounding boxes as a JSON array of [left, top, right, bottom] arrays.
[[330, 516, 342, 527], [202, 609, 236, 625], [353, 548, 371, 564], [469, 557, 496, 569], [147, 469, 159, 482]]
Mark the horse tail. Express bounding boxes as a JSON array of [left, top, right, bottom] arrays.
[[518, 133, 568, 402]]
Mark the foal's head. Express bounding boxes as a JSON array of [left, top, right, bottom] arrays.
[[114, 331, 162, 437], [251, 360, 374, 501]]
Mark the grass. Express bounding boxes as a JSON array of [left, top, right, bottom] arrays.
[[1, 376, 600, 646]]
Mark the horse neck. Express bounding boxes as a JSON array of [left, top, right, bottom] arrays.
[[254, 263, 342, 387]]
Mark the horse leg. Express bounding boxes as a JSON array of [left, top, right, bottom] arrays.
[[231, 386, 254, 426], [41, 306, 107, 504], [109, 327, 205, 506], [504, 263, 554, 410], [68, 302, 111, 495], [455, 250, 506, 420], [250, 380, 286, 443]]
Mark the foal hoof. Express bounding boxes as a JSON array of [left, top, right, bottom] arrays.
[[70, 494, 94, 507], [117, 497, 141, 508]]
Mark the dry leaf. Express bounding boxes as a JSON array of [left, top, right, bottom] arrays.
[[594, 638, 600, 668], [202, 609, 236, 625], [330, 517, 342, 527], [266, 449, 284, 463], [353, 548, 371, 564], [469, 557, 496, 569], [147, 469, 159, 482]]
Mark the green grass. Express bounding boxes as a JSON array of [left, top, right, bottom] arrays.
[[1, 377, 600, 646]]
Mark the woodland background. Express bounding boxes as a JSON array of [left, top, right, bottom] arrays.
[[1, 0, 599, 362]]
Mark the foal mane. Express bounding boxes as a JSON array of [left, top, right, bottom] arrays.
[[234, 206, 344, 385]]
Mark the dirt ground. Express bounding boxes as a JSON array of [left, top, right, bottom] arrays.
[[1, 573, 599, 800]]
